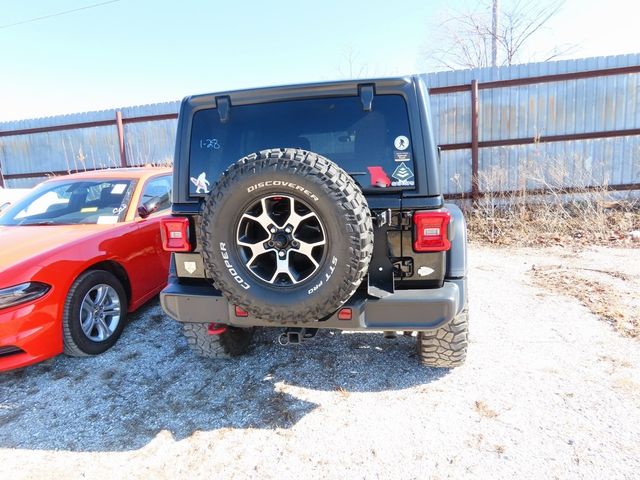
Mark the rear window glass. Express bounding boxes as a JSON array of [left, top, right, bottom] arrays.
[[189, 95, 415, 195]]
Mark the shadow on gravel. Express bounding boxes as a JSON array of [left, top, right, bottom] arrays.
[[0, 300, 447, 452]]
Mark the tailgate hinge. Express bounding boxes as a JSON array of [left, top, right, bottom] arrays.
[[216, 96, 231, 123], [358, 84, 375, 112], [390, 211, 413, 229], [373, 209, 391, 227]]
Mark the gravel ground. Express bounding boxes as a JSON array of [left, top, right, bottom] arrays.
[[1, 244, 639, 479]]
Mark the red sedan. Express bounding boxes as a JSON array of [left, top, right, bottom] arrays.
[[0, 167, 172, 371]]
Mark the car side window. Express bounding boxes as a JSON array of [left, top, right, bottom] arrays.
[[138, 175, 172, 214]]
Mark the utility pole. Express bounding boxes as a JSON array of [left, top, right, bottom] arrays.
[[492, 0, 499, 66]]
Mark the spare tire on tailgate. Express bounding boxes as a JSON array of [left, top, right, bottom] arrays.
[[201, 148, 373, 324]]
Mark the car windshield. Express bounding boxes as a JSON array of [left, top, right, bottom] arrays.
[[0, 179, 136, 226]]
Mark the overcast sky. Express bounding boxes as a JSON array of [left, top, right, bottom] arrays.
[[1, 0, 638, 122]]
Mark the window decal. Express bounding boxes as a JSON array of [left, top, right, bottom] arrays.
[[391, 163, 415, 186], [111, 184, 127, 194], [367, 166, 391, 188], [394, 135, 409, 150], [190, 172, 210, 194]]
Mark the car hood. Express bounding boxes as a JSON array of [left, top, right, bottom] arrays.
[[0, 224, 113, 270]]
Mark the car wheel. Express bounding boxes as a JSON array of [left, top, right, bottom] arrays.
[[200, 148, 374, 324], [417, 309, 469, 368], [182, 323, 254, 359], [62, 270, 128, 357]]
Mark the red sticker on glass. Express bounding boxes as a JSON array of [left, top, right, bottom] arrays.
[[367, 166, 391, 188]]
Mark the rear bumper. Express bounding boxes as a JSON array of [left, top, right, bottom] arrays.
[[161, 278, 466, 331]]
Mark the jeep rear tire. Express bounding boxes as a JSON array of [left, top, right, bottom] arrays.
[[200, 148, 373, 324], [417, 309, 469, 368], [183, 323, 254, 359]]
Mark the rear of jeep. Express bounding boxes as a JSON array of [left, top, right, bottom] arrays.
[[160, 76, 468, 367]]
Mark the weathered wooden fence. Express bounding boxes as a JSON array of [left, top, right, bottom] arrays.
[[1, 53, 639, 199]]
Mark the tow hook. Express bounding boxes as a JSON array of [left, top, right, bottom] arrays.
[[278, 327, 318, 346]]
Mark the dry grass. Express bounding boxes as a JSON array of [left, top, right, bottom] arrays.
[[474, 400, 498, 419], [530, 265, 639, 338], [335, 387, 350, 399], [455, 159, 640, 248], [467, 199, 640, 247], [494, 444, 506, 455], [459, 156, 640, 337]]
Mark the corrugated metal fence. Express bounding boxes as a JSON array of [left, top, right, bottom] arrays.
[[1, 53, 639, 198], [425, 53, 640, 198], [0, 102, 179, 188]]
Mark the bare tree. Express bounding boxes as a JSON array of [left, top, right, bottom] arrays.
[[491, 0, 499, 66], [334, 45, 402, 80], [337, 46, 370, 79], [424, 0, 575, 70]]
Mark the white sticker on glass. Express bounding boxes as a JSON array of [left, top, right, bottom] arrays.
[[97, 215, 119, 224], [190, 172, 211, 194], [394, 135, 410, 151], [391, 162, 415, 186], [111, 184, 127, 194]]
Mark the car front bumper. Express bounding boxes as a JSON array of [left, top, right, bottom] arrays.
[[0, 299, 61, 372], [161, 278, 466, 331]]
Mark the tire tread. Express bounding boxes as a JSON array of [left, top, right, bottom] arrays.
[[183, 323, 254, 359], [417, 310, 469, 368], [200, 148, 373, 324]]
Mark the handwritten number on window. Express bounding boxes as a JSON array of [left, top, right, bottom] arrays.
[[200, 138, 221, 149]]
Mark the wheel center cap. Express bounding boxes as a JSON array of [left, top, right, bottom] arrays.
[[273, 233, 288, 249]]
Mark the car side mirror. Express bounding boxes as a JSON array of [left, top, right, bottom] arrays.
[[137, 204, 153, 219], [138, 192, 169, 219]]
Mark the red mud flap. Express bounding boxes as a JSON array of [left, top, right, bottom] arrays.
[[207, 323, 228, 335]]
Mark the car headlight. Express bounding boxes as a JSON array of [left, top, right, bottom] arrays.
[[0, 282, 51, 310]]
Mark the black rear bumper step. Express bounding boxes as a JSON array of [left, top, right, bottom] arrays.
[[160, 278, 466, 331]]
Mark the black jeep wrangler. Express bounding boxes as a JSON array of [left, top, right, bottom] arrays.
[[160, 76, 468, 367]]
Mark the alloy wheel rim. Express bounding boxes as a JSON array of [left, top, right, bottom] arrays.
[[79, 284, 121, 341], [235, 194, 326, 286]]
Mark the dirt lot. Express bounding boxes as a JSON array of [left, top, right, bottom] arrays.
[[1, 244, 639, 479]]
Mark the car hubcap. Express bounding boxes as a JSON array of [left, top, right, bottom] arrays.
[[80, 284, 121, 341], [236, 194, 326, 286]]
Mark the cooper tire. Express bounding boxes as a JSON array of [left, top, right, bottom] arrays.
[[201, 148, 373, 324], [183, 324, 254, 359], [417, 309, 469, 368], [62, 270, 128, 357]]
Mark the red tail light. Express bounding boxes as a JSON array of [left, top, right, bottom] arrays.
[[160, 217, 191, 252], [413, 211, 451, 252], [234, 306, 249, 317], [338, 308, 352, 320]]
